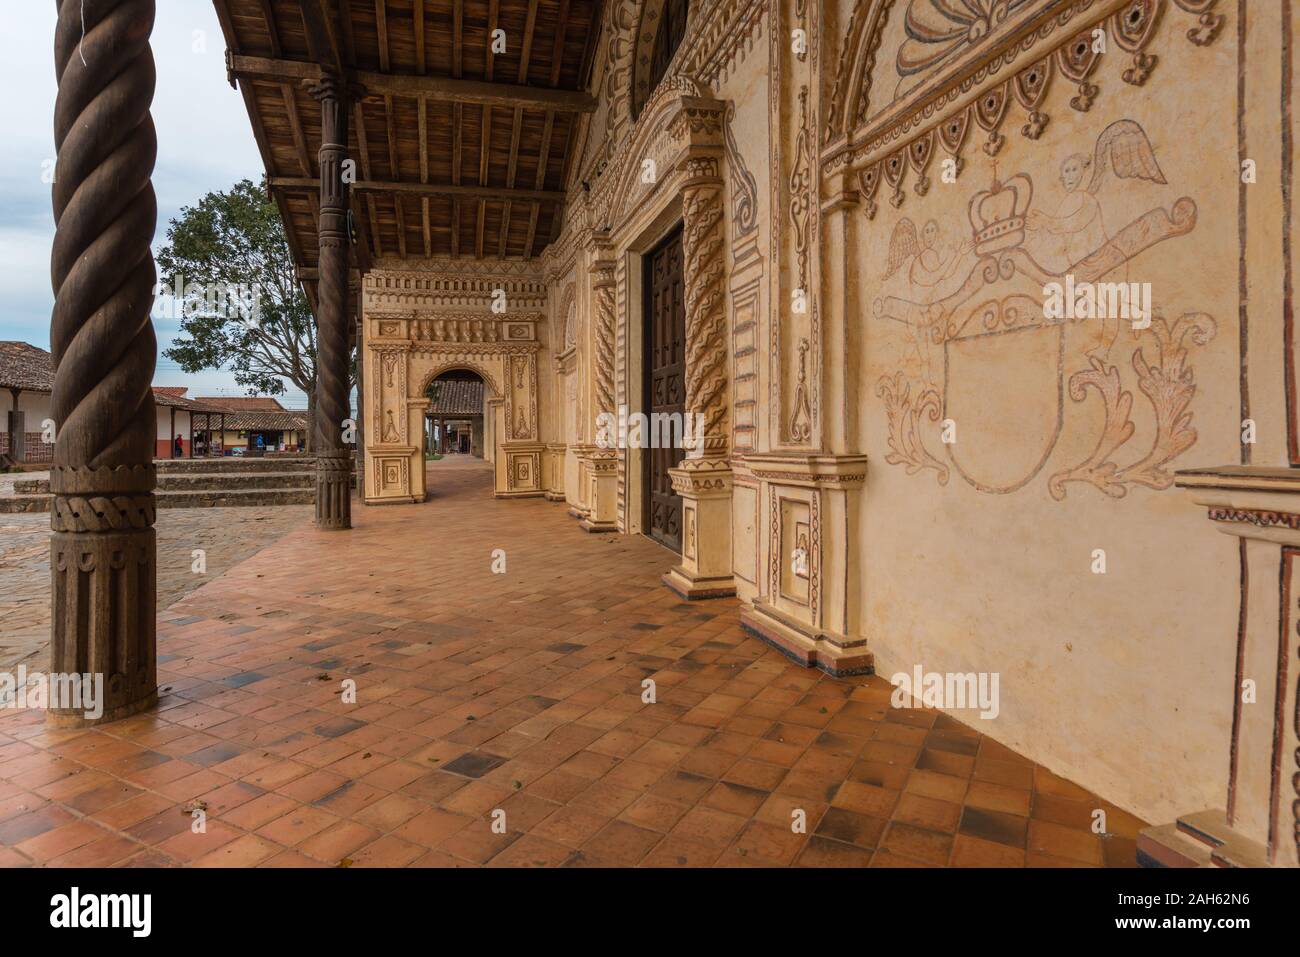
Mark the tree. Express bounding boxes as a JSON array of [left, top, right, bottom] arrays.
[[156, 178, 353, 449]]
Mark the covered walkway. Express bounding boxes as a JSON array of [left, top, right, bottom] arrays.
[[0, 461, 1141, 867]]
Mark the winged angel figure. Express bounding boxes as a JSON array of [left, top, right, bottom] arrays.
[[1027, 119, 1167, 354], [1027, 119, 1167, 267]]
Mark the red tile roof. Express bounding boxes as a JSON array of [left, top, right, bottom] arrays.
[[152, 388, 227, 412], [427, 379, 485, 417], [195, 396, 288, 412], [0, 342, 54, 393]]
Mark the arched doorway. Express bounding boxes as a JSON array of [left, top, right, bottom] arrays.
[[425, 369, 489, 460]]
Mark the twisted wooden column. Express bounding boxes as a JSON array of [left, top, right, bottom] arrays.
[[309, 75, 353, 529], [48, 0, 159, 725]]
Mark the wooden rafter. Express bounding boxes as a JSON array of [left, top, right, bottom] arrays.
[[478, 0, 501, 261], [526, 0, 572, 258], [452, 0, 464, 258], [221, 0, 600, 264], [500, 0, 540, 258]]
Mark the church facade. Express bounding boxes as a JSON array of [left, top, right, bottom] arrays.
[[354, 0, 1298, 867]]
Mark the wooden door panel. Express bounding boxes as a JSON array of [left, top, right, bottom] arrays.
[[644, 228, 686, 552]]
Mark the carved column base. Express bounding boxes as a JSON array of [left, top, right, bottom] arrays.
[[740, 453, 871, 674], [48, 465, 158, 727], [544, 443, 567, 502], [568, 444, 594, 519], [496, 443, 546, 499], [315, 450, 353, 529], [579, 450, 618, 532], [661, 457, 735, 599]]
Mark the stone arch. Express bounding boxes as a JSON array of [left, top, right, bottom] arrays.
[[601, 0, 697, 139], [629, 0, 694, 121], [825, 0, 898, 143], [558, 281, 578, 349], [600, 0, 642, 138], [605, 71, 708, 230], [415, 358, 501, 400]]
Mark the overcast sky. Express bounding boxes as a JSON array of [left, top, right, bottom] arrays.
[[0, 2, 312, 408]]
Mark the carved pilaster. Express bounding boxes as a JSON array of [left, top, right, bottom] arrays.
[[1135, 466, 1300, 868], [48, 0, 160, 725], [309, 74, 353, 529], [681, 164, 728, 458], [591, 258, 617, 420]]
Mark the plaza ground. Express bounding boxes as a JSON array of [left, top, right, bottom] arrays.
[[0, 482, 310, 672]]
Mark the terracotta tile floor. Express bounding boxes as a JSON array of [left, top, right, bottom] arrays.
[[0, 459, 1144, 867]]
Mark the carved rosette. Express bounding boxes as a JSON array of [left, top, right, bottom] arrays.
[[681, 164, 729, 458], [309, 74, 353, 529], [48, 0, 161, 724], [591, 260, 617, 419]]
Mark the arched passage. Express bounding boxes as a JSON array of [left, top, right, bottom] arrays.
[[425, 368, 490, 459]]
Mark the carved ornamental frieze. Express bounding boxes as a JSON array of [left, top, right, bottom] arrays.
[[823, 0, 1226, 192]]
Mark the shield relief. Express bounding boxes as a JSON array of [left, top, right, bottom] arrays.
[[942, 294, 1066, 493]]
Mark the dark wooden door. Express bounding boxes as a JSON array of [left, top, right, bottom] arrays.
[[644, 227, 686, 552]]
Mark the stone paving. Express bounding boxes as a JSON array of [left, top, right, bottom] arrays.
[[0, 504, 311, 671], [0, 459, 1143, 867]]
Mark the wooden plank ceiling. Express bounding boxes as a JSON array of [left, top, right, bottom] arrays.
[[213, 1, 602, 275]]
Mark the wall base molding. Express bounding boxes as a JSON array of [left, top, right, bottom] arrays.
[[1138, 810, 1276, 868], [662, 566, 736, 600], [740, 600, 873, 677]]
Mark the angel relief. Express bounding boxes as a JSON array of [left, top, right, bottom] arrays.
[[874, 119, 1217, 499]]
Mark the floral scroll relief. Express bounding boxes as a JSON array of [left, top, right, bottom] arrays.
[[1048, 312, 1217, 499], [876, 371, 950, 485]]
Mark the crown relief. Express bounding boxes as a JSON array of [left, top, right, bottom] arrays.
[[842, 0, 1221, 218], [969, 174, 1033, 254]]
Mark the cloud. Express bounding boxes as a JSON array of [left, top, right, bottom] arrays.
[[0, 1, 304, 403]]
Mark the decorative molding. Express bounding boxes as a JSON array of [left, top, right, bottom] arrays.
[[364, 267, 547, 311], [824, 0, 1222, 179], [559, 281, 578, 349], [409, 341, 539, 357], [724, 102, 759, 239], [790, 338, 813, 443], [680, 0, 768, 91], [1207, 508, 1300, 531], [790, 87, 814, 290]]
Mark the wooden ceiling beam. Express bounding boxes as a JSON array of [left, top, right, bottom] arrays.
[[419, 99, 431, 258], [414, 0, 426, 74], [299, 1, 346, 78], [376, 0, 390, 71], [451, 0, 464, 259], [501, 0, 540, 258], [269, 178, 566, 204], [526, 0, 572, 258], [478, 0, 501, 261], [214, 0, 312, 275], [281, 86, 314, 177], [523, 113, 553, 259], [255, 0, 281, 57], [228, 56, 596, 112]]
